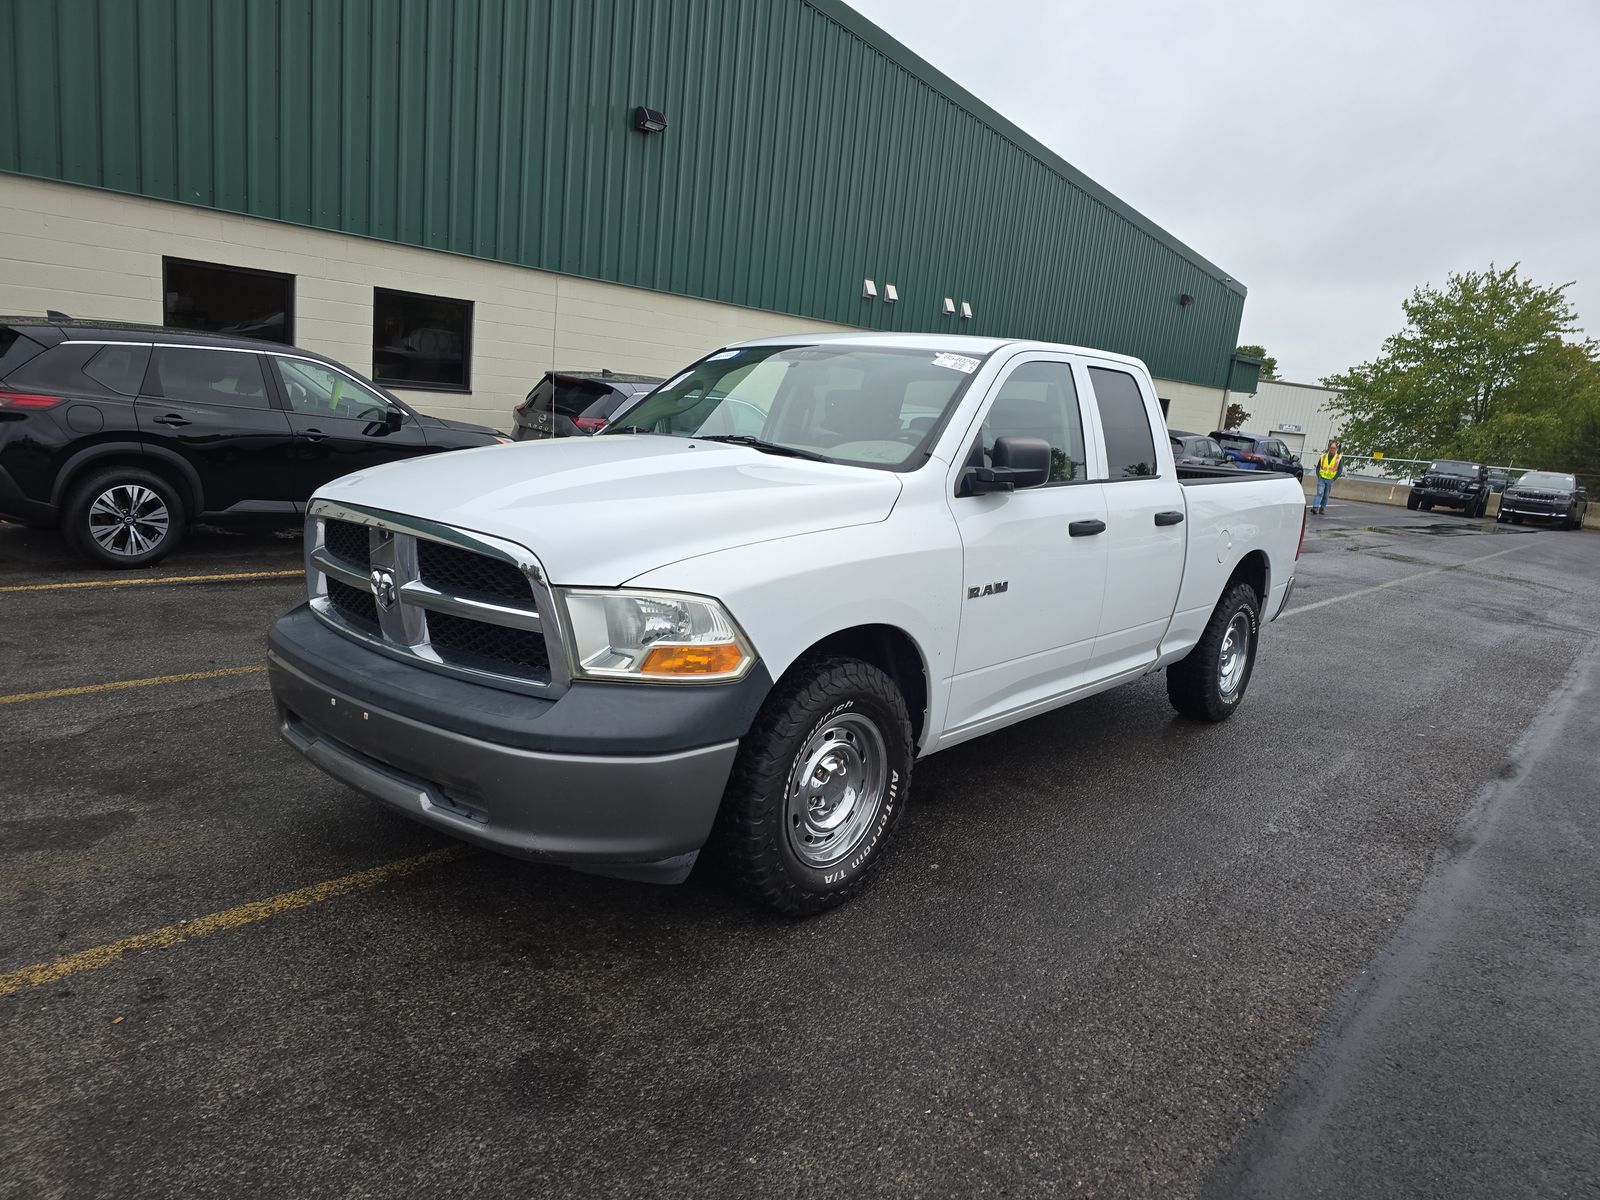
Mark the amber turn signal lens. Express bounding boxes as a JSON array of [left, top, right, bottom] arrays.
[[638, 643, 746, 676]]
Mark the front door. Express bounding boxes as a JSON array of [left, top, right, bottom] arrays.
[[270, 356, 432, 495], [136, 346, 297, 516], [1082, 363, 1187, 676], [945, 356, 1110, 735]]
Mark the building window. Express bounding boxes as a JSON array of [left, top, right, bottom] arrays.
[[1158, 396, 1171, 417], [162, 258, 293, 344], [372, 288, 472, 392]]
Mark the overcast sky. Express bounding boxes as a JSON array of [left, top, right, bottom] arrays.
[[845, 0, 1600, 383]]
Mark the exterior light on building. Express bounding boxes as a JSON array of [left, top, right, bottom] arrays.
[[942, 297, 956, 316], [862, 278, 878, 299], [1178, 293, 1195, 307], [884, 283, 898, 303], [959, 301, 973, 320], [632, 106, 668, 134]]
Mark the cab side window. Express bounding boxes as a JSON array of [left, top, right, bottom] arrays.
[[1087, 367, 1158, 479], [274, 357, 394, 421], [152, 348, 269, 409], [979, 361, 1086, 484]]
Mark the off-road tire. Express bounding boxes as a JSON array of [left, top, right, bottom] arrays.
[[1167, 582, 1261, 723], [707, 656, 913, 916], [1406, 493, 1420, 511], [1420, 499, 1434, 511], [62, 466, 187, 568]]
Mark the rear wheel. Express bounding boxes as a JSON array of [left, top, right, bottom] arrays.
[[62, 467, 186, 568], [1167, 582, 1261, 723], [708, 656, 913, 915]]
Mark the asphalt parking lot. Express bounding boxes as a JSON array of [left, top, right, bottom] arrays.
[[2, 501, 1597, 1199]]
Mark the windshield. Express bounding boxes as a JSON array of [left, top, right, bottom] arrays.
[[1429, 460, 1479, 475], [1516, 471, 1575, 490], [601, 344, 986, 469]]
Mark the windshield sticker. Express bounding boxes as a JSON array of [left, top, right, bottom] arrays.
[[706, 350, 742, 361], [932, 352, 981, 374]]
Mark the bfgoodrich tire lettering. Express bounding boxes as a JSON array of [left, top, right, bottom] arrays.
[[1167, 582, 1261, 722], [708, 656, 913, 915]]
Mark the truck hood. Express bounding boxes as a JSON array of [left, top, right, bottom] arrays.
[[312, 434, 903, 585]]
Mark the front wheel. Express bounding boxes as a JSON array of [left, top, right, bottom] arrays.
[[62, 467, 186, 568], [1406, 493, 1420, 511], [1168, 582, 1261, 722], [708, 657, 913, 915]]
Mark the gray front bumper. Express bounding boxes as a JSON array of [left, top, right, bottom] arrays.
[[270, 653, 738, 883]]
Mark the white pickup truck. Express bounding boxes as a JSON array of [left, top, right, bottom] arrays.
[[268, 334, 1306, 913]]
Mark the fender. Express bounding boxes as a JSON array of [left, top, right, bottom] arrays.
[[51, 440, 206, 513]]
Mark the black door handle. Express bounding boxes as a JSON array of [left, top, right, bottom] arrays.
[[302, 428, 328, 442], [1154, 510, 1185, 526], [153, 413, 191, 427], [1068, 519, 1106, 537]]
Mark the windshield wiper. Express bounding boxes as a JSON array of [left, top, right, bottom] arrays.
[[695, 435, 833, 463]]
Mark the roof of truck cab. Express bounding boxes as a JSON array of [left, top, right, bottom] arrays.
[[722, 331, 1149, 369]]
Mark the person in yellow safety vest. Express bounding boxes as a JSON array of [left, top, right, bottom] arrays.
[[1312, 439, 1342, 515]]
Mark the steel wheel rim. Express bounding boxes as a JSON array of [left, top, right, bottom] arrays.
[[87, 484, 170, 557], [1218, 612, 1251, 697], [785, 712, 888, 869]]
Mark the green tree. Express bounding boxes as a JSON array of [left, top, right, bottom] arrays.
[[1222, 401, 1251, 429], [1236, 344, 1278, 379], [1324, 263, 1599, 477]]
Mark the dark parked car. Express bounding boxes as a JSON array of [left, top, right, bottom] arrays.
[[1169, 430, 1231, 468], [511, 369, 661, 440], [1407, 459, 1490, 517], [0, 316, 506, 567], [1497, 470, 1589, 529], [1210, 430, 1304, 479]]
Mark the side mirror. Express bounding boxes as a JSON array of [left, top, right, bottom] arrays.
[[385, 408, 404, 432], [1290, 453, 1301, 463], [966, 436, 1052, 495]]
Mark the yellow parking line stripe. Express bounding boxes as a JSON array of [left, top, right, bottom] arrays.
[[0, 665, 266, 706], [0, 847, 469, 997], [0, 569, 301, 594]]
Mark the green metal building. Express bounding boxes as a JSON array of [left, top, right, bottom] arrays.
[[0, 0, 1256, 428]]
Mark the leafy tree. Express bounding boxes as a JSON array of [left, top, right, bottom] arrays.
[[1236, 344, 1278, 380], [1324, 263, 1599, 481], [1222, 402, 1251, 429]]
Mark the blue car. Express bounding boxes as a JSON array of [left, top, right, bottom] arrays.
[[1211, 431, 1305, 480]]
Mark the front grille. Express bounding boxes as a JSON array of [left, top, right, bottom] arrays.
[[326, 577, 379, 633], [427, 611, 551, 680], [417, 538, 532, 603], [308, 508, 558, 695], [323, 519, 372, 570]]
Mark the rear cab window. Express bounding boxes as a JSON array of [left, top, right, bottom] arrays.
[[1087, 366, 1159, 479]]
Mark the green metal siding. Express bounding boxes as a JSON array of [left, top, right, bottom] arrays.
[[0, 0, 1247, 387]]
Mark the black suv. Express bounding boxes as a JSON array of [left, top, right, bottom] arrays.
[[1407, 459, 1490, 517], [1168, 430, 1231, 468], [1497, 470, 1589, 529], [510, 369, 661, 440], [0, 318, 505, 567]]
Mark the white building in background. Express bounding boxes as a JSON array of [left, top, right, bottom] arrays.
[[1232, 378, 1344, 463]]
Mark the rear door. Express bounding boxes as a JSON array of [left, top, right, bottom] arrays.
[[137, 346, 297, 515], [1082, 363, 1187, 677], [945, 355, 1109, 733], [269, 355, 432, 494]]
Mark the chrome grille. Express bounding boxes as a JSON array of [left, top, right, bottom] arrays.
[[304, 501, 566, 696]]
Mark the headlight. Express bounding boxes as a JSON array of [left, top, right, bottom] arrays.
[[559, 589, 755, 682]]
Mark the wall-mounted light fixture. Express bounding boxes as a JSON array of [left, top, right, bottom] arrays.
[[862, 278, 878, 300], [942, 297, 956, 316], [884, 283, 898, 303], [1178, 293, 1195, 307], [633, 106, 668, 134], [959, 301, 973, 320]]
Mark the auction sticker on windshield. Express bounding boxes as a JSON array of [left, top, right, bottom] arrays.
[[931, 352, 981, 374]]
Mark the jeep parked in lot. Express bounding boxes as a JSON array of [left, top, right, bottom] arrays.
[[1497, 470, 1588, 529], [1407, 459, 1490, 517], [0, 318, 506, 567], [268, 334, 1307, 914]]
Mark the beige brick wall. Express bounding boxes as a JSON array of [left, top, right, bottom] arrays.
[[0, 174, 850, 431], [2, 173, 1225, 433]]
